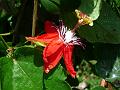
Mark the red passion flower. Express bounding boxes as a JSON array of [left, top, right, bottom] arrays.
[[26, 20, 84, 78]]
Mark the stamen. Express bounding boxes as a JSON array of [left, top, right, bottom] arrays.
[[57, 20, 83, 48]]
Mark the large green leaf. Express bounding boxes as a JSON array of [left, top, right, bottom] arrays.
[[0, 46, 43, 90], [0, 57, 13, 90], [78, 2, 120, 44]]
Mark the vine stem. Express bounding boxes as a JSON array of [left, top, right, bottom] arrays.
[[0, 31, 14, 36], [32, 0, 38, 37], [0, 36, 9, 49]]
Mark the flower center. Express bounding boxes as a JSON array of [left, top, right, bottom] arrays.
[[64, 31, 74, 43]]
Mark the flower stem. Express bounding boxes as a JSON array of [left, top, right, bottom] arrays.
[[0, 35, 9, 49], [71, 19, 83, 32], [32, 0, 38, 37]]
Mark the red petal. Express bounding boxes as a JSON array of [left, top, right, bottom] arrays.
[[44, 39, 64, 57], [43, 39, 64, 63], [43, 44, 65, 73], [44, 20, 58, 33], [63, 45, 76, 78], [26, 33, 58, 44]]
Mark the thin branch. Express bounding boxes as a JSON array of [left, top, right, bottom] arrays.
[[0, 31, 14, 36], [0, 36, 9, 49], [32, 0, 38, 37]]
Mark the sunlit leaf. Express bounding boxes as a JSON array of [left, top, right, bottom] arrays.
[[78, 0, 101, 20], [0, 46, 43, 90]]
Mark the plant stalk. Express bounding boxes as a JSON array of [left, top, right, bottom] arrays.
[[32, 0, 38, 37]]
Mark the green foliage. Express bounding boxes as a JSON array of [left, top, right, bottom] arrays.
[[0, 46, 71, 90], [0, 46, 43, 90], [91, 86, 106, 90], [0, 0, 120, 90], [44, 65, 71, 90], [78, 2, 120, 44], [77, 60, 102, 90]]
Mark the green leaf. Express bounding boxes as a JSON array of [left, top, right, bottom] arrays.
[[40, 0, 81, 14], [114, 0, 120, 7], [61, 0, 101, 28], [78, 2, 120, 44], [0, 57, 14, 90], [40, 0, 60, 14], [78, 0, 102, 20], [45, 79, 71, 90], [106, 57, 120, 86], [44, 64, 66, 81], [44, 64, 71, 90], [1, 46, 43, 90], [91, 86, 106, 90]]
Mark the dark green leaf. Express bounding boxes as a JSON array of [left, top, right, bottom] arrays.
[[78, 2, 120, 44], [60, 0, 81, 12], [40, 0, 60, 14], [95, 44, 118, 78]]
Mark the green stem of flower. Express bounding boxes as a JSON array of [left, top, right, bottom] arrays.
[[32, 0, 38, 37], [0, 35, 9, 49]]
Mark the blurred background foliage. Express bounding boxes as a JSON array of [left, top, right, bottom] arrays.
[[0, 0, 120, 90]]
